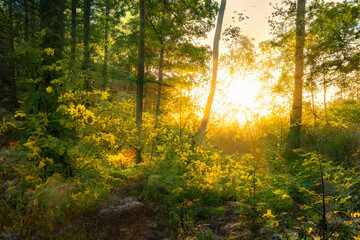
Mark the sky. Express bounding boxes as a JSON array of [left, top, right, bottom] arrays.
[[204, 0, 341, 48], [222, 0, 283, 42], [203, 0, 284, 49]]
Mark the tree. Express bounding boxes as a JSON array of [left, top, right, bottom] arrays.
[[83, 0, 91, 90], [306, 1, 360, 107], [221, 25, 256, 75], [102, 0, 110, 89], [197, 0, 227, 144], [8, 0, 17, 110], [136, 0, 145, 163], [286, 0, 306, 151], [70, 0, 77, 67], [145, 0, 217, 126]]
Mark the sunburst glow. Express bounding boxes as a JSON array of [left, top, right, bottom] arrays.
[[225, 72, 268, 123], [190, 70, 269, 124]]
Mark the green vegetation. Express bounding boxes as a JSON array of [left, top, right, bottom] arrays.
[[1, 0, 360, 239]]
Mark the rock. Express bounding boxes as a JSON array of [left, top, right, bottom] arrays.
[[112, 201, 145, 215], [221, 222, 241, 233], [99, 208, 112, 216], [147, 221, 158, 229], [147, 230, 170, 240], [98, 196, 145, 218], [271, 233, 282, 240]]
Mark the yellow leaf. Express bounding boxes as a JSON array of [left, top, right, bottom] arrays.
[[281, 194, 290, 199], [14, 111, 26, 118]]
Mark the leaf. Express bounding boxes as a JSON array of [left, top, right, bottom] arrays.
[[339, 196, 351, 204]]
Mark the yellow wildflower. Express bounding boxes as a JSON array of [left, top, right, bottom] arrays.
[[262, 209, 275, 218], [46, 86, 53, 93]]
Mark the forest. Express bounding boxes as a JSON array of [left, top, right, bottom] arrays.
[[1, 0, 360, 239]]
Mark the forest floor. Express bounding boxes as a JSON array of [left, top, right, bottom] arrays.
[[41, 177, 172, 240], [43, 176, 287, 240]]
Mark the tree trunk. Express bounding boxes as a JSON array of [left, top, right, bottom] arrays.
[[29, 0, 37, 40], [83, 0, 91, 90], [70, 0, 77, 67], [9, 0, 17, 110], [286, 0, 306, 151], [151, 45, 164, 159], [311, 87, 317, 126], [323, 74, 327, 121], [103, 0, 110, 89], [196, 0, 226, 144], [136, 0, 145, 163], [155, 46, 164, 128], [24, 0, 29, 42]]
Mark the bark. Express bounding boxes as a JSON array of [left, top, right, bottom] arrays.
[[83, 0, 91, 90], [24, 0, 29, 42], [196, 0, 226, 144], [286, 0, 306, 151], [155, 46, 164, 128], [323, 75, 327, 121], [29, 0, 37, 39], [311, 88, 317, 126], [9, 0, 17, 110], [151, 45, 164, 159], [70, 0, 77, 66], [103, 1, 110, 89], [136, 0, 145, 163]]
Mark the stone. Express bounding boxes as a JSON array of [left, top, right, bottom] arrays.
[[98, 195, 145, 217], [221, 222, 241, 233], [271, 233, 282, 240], [98, 208, 112, 216], [147, 230, 170, 240]]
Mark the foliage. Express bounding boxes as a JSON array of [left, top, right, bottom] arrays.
[[1, 0, 360, 239]]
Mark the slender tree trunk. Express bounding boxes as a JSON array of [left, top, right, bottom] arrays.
[[286, 0, 306, 151], [70, 0, 77, 66], [151, 45, 164, 159], [83, 0, 91, 90], [29, 0, 36, 40], [323, 75, 327, 121], [311, 87, 317, 126], [136, 0, 145, 163], [9, 0, 17, 110], [103, 1, 110, 89], [24, 0, 29, 42], [196, 0, 226, 144], [24, 0, 30, 82], [155, 46, 164, 128]]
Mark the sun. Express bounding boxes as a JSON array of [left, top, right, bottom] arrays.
[[189, 70, 267, 124], [226, 73, 262, 109], [216, 71, 266, 124]]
